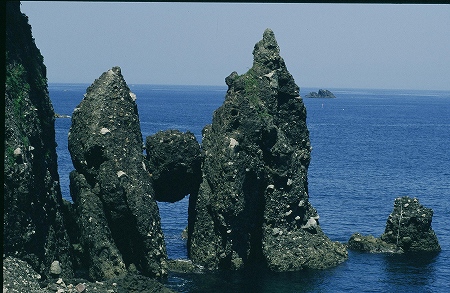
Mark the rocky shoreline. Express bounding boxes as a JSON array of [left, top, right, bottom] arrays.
[[4, 2, 440, 292]]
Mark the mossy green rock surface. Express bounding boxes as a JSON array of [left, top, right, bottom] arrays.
[[4, 2, 73, 279]]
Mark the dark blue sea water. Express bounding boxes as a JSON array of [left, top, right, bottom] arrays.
[[50, 84, 450, 292]]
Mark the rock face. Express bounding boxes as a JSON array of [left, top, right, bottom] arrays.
[[3, 256, 175, 293], [4, 2, 73, 279], [348, 196, 440, 253], [68, 67, 167, 280], [380, 196, 440, 252], [188, 29, 347, 271], [2, 256, 46, 293], [145, 130, 203, 203], [305, 89, 336, 98]]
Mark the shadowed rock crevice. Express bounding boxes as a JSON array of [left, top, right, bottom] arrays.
[[145, 130, 203, 203]]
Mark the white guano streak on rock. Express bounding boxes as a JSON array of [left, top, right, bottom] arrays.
[[100, 127, 110, 135], [229, 138, 239, 148], [130, 92, 136, 101]]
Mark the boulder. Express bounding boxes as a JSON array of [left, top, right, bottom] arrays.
[[4, 2, 73, 279], [188, 29, 347, 271], [68, 66, 167, 279], [145, 130, 203, 203], [348, 233, 402, 253], [380, 196, 440, 252], [305, 89, 336, 98]]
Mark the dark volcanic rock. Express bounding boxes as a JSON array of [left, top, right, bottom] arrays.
[[4, 2, 73, 279], [68, 66, 167, 279], [145, 130, 203, 202], [305, 89, 336, 98], [3, 256, 174, 293], [380, 196, 440, 252], [348, 197, 440, 253], [188, 29, 347, 271], [2, 256, 46, 293], [348, 233, 402, 253]]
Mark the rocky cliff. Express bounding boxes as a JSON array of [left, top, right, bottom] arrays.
[[188, 29, 347, 271], [68, 67, 167, 280], [4, 2, 73, 279]]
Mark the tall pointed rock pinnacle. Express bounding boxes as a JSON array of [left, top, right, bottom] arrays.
[[188, 29, 348, 271]]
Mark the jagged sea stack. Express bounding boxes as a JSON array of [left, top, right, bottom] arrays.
[[188, 29, 347, 271], [68, 67, 167, 279], [4, 2, 73, 279]]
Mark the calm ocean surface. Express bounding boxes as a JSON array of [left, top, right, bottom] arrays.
[[50, 84, 450, 292]]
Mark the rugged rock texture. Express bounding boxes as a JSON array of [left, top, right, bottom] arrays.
[[4, 2, 73, 279], [305, 89, 336, 98], [348, 197, 440, 253], [348, 233, 402, 253], [188, 29, 347, 271], [3, 256, 175, 293], [2, 256, 46, 293], [68, 67, 167, 280], [380, 196, 440, 252], [145, 130, 203, 203]]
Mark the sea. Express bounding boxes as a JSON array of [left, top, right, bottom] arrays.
[[50, 83, 450, 293]]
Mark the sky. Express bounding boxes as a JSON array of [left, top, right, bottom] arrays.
[[20, 2, 450, 90]]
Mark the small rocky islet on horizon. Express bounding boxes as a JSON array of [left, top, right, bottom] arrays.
[[4, 2, 440, 292], [305, 89, 336, 98]]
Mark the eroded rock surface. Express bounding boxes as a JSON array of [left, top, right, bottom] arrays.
[[68, 67, 167, 280], [4, 2, 73, 279], [2, 256, 175, 293], [188, 29, 347, 271], [349, 196, 440, 253], [145, 130, 203, 203], [381, 196, 440, 252], [348, 233, 402, 253]]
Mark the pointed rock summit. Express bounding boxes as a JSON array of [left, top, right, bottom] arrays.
[[68, 67, 167, 279], [188, 29, 347, 271]]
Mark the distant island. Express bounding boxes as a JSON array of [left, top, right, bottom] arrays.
[[305, 89, 336, 98]]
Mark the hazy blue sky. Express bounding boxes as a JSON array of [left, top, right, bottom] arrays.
[[21, 2, 450, 90]]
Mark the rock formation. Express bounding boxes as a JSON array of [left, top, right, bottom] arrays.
[[4, 2, 73, 279], [3, 256, 175, 293], [348, 196, 440, 253], [188, 29, 347, 271], [305, 89, 336, 98], [145, 130, 203, 203], [381, 196, 440, 252], [348, 233, 402, 253], [68, 66, 167, 280]]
